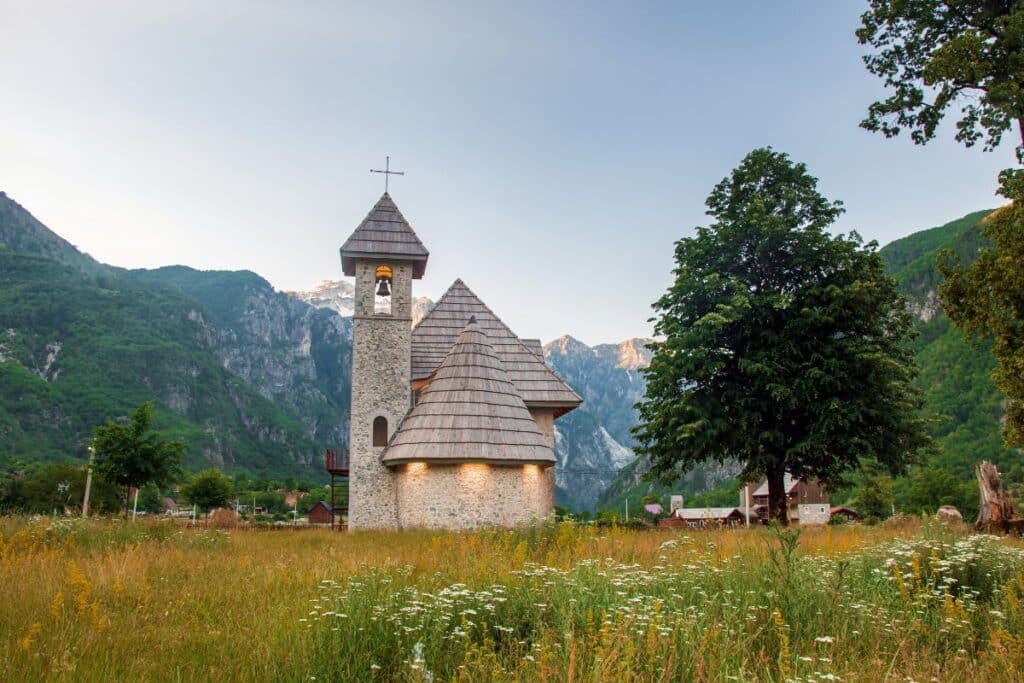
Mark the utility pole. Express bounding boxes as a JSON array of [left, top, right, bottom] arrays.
[[744, 484, 750, 527], [625, 498, 629, 522], [82, 445, 95, 517]]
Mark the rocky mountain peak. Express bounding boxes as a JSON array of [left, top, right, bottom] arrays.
[[286, 280, 356, 317], [594, 338, 653, 369], [288, 278, 435, 326], [544, 334, 591, 357]]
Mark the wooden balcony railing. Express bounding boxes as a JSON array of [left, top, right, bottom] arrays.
[[325, 448, 350, 475]]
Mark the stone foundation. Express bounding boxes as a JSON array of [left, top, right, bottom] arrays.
[[395, 462, 554, 530]]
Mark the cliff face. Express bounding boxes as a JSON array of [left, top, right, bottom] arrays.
[[132, 267, 354, 449], [543, 336, 653, 510], [0, 251, 321, 475]]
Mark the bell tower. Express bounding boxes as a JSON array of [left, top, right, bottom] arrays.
[[340, 192, 429, 530]]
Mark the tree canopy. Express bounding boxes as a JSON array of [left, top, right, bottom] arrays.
[[90, 402, 185, 495], [633, 148, 933, 523], [181, 469, 233, 514], [857, 0, 1024, 160]]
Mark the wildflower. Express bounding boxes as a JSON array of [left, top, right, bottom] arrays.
[[19, 623, 41, 652], [50, 591, 64, 619], [814, 636, 834, 644]]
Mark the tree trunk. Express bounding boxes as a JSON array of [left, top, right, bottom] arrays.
[[767, 466, 788, 526], [976, 460, 1020, 532]]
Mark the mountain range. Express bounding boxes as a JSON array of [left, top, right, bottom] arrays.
[[0, 191, 1015, 510], [0, 192, 645, 507]]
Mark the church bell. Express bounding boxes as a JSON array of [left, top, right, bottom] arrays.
[[374, 264, 393, 298]]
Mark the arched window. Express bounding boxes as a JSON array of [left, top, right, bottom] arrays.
[[372, 416, 388, 447]]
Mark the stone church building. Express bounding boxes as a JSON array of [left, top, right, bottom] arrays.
[[340, 193, 581, 530]]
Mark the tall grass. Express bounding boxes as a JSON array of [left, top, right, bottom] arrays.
[[1, 516, 1022, 681]]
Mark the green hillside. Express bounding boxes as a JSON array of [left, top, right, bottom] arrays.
[[598, 209, 1017, 515], [0, 198, 327, 479], [881, 209, 1015, 477], [0, 192, 109, 277]]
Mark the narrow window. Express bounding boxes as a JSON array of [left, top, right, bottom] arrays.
[[372, 416, 388, 447]]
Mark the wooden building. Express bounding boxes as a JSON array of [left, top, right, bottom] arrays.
[[307, 500, 332, 525], [742, 474, 829, 524], [829, 506, 862, 523]]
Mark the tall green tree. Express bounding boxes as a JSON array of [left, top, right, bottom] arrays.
[[633, 148, 933, 524], [90, 402, 185, 506], [857, 0, 1024, 446], [181, 469, 233, 515], [905, 467, 968, 513], [854, 472, 895, 523]]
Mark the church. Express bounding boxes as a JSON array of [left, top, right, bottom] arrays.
[[340, 192, 582, 530]]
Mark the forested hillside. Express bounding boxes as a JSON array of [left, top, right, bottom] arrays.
[[880, 209, 1015, 479], [0, 194, 335, 479]]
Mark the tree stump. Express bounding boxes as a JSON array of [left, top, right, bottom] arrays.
[[975, 461, 1021, 533]]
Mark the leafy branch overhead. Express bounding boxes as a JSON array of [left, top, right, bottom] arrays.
[[857, 0, 1024, 160]]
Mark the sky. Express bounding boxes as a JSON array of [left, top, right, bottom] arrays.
[[1, 1, 1016, 345]]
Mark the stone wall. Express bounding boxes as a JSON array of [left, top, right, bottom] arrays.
[[395, 462, 554, 530], [347, 259, 414, 530], [529, 407, 558, 512], [797, 503, 831, 526]]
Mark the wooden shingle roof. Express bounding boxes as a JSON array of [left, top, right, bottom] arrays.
[[411, 280, 582, 413], [382, 320, 555, 465], [340, 193, 429, 278]]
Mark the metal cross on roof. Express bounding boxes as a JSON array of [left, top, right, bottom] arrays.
[[370, 155, 404, 193]]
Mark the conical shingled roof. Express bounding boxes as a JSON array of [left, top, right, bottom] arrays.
[[340, 193, 429, 278], [382, 320, 554, 465], [411, 280, 582, 414]]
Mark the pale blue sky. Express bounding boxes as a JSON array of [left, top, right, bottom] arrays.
[[1, 1, 1015, 344]]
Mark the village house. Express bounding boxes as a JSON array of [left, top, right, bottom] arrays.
[[741, 474, 831, 525], [829, 506, 862, 523], [659, 507, 746, 529], [340, 193, 582, 531], [307, 501, 332, 526]]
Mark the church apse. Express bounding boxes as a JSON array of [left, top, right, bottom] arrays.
[[395, 462, 553, 530]]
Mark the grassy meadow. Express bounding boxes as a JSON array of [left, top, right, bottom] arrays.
[[2, 517, 1024, 682]]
